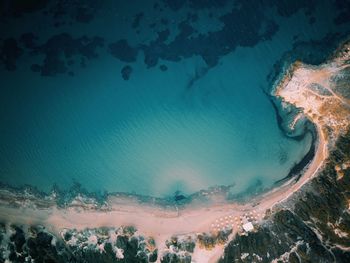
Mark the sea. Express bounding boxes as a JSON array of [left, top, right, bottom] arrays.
[[0, 0, 349, 199]]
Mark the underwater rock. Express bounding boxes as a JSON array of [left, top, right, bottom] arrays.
[[109, 39, 138, 63], [0, 38, 22, 71], [121, 65, 133, 80], [26, 33, 104, 76], [159, 64, 168, 71]]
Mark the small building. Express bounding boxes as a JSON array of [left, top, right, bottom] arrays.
[[242, 222, 254, 232]]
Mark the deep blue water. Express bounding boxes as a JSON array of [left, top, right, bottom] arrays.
[[0, 0, 349, 198]]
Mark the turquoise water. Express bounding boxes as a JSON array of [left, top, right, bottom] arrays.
[[0, 49, 311, 197], [0, 0, 349, 198]]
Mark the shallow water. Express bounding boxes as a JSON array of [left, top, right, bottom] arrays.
[[0, 0, 349, 198]]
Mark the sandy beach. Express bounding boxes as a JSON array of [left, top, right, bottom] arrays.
[[0, 122, 328, 262]]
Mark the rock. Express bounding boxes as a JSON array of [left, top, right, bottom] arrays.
[[121, 65, 133, 80]]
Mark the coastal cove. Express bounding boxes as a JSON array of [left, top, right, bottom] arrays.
[[0, 48, 314, 198], [2, 37, 350, 262], [1, 0, 348, 198], [0, 50, 329, 262], [1, 1, 350, 262]]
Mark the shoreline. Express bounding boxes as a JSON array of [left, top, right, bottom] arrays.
[[275, 122, 317, 184], [0, 120, 328, 238], [0, 113, 318, 211], [1, 39, 349, 262], [0, 122, 328, 263], [0, 126, 319, 214], [0, 62, 329, 229], [0, 80, 321, 209]]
